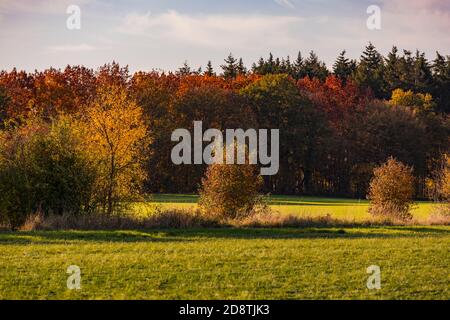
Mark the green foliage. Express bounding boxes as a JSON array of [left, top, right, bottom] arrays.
[[221, 53, 239, 79], [0, 117, 98, 229], [333, 50, 356, 82], [241, 74, 325, 194], [368, 158, 415, 220], [354, 42, 386, 98]]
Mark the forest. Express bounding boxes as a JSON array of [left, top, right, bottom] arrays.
[[0, 43, 449, 199]]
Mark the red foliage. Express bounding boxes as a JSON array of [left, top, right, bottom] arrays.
[[297, 75, 372, 127]]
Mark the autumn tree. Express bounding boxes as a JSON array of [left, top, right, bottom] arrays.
[[440, 156, 450, 202], [84, 85, 149, 215], [368, 158, 415, 220], [199, 162, 263, 220], [241, 74, 323, 194], [389, 88, 435, 111]]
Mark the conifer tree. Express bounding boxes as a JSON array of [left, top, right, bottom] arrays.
[[333, 50, 356, 82], [412, 50, 433, 93], [432, 52, 450, 112], [293, 51, 306, 79], [205, 60, 215, 76], [354, 42, 386, 98], [384, 46, 403, 93], [221, 53, 238, 79], [304, 51, 329, 81], [177, 61, 191, 76], [237, 58, 247, 75]]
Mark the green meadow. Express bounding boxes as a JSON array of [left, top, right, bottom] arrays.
[[0, 195, 447, 300], [147, 194, 434, 222], [0, 226, 448, 299]]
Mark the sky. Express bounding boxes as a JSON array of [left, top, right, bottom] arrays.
[[0, 0, 449, 73]]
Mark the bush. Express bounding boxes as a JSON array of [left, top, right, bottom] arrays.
[[0, 117, 98, 229], [199, 163, 263, 220], [368, 158, 415, 220], [433, 155, 450, 216]]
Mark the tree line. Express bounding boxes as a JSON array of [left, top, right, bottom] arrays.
[[0, 43, 449, 200]]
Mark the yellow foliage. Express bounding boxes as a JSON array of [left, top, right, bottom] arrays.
[[389, 88, 434, 111], [82, 85, 149, 214]]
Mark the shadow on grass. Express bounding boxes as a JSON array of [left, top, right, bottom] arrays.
[[0, 226, 448, 245], [0, 230, 193, 245]]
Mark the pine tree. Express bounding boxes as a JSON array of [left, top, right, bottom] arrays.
[[354, 43, 386, 98], [384, 46, 403, 93], [177, 61, 191, 76], [221, 53, 238, 79], [251, 57, 263, 74], [398, 50, 414, 91], [293, 51, 305, 79], [333, 50, 355, 82], [237, 58, 247, 75], [432, 52, 450, 112], [412, 50, 433, 93], [266, 53, 275, 74], [205, 60, 215, 76], [304, 51, 329, 81]]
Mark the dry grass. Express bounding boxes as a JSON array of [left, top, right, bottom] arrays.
[[19, 209, 221, 231], [14, 206, 450, 231]]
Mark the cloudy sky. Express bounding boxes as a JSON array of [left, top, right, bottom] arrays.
[[0, 0, 449, 72]]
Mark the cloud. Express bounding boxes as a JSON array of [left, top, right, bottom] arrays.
[[274, 0, 295, 9], [0, 0, 93, 15], [117, 10, 303, 48], [47, 43, 97, 53]]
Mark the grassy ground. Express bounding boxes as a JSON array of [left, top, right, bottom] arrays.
[[146, 194, 435, 221], [0, 226, 449, 299]]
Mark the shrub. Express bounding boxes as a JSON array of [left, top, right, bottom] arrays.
[[199, 163, 263, 220], [0, 117, 98, 229], [368, 158, 415, 220], [433, 155, 450, 216]]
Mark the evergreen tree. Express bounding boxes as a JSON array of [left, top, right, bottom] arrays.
[[205, 60, 215, 76], [266, 53, 275, 74], [412, 50, 433, 93], [398, 50, 415, 91], [304, 51, 329, 81], [293, 51, 306, 79], [177, 61, 191, 76], [252, 57, 265, 74], [237, 58, 247, 75], [432, 52, 450, 112], [354, 42, 386, 98], [221, 53, 238, 79], [384, 46, 403, 93], [333, 50, 356, 82]]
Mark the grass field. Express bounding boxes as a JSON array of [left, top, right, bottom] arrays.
[[146, 194, 435, 221], [0, 226, 449, 299], [0, 195, 447, 300]]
